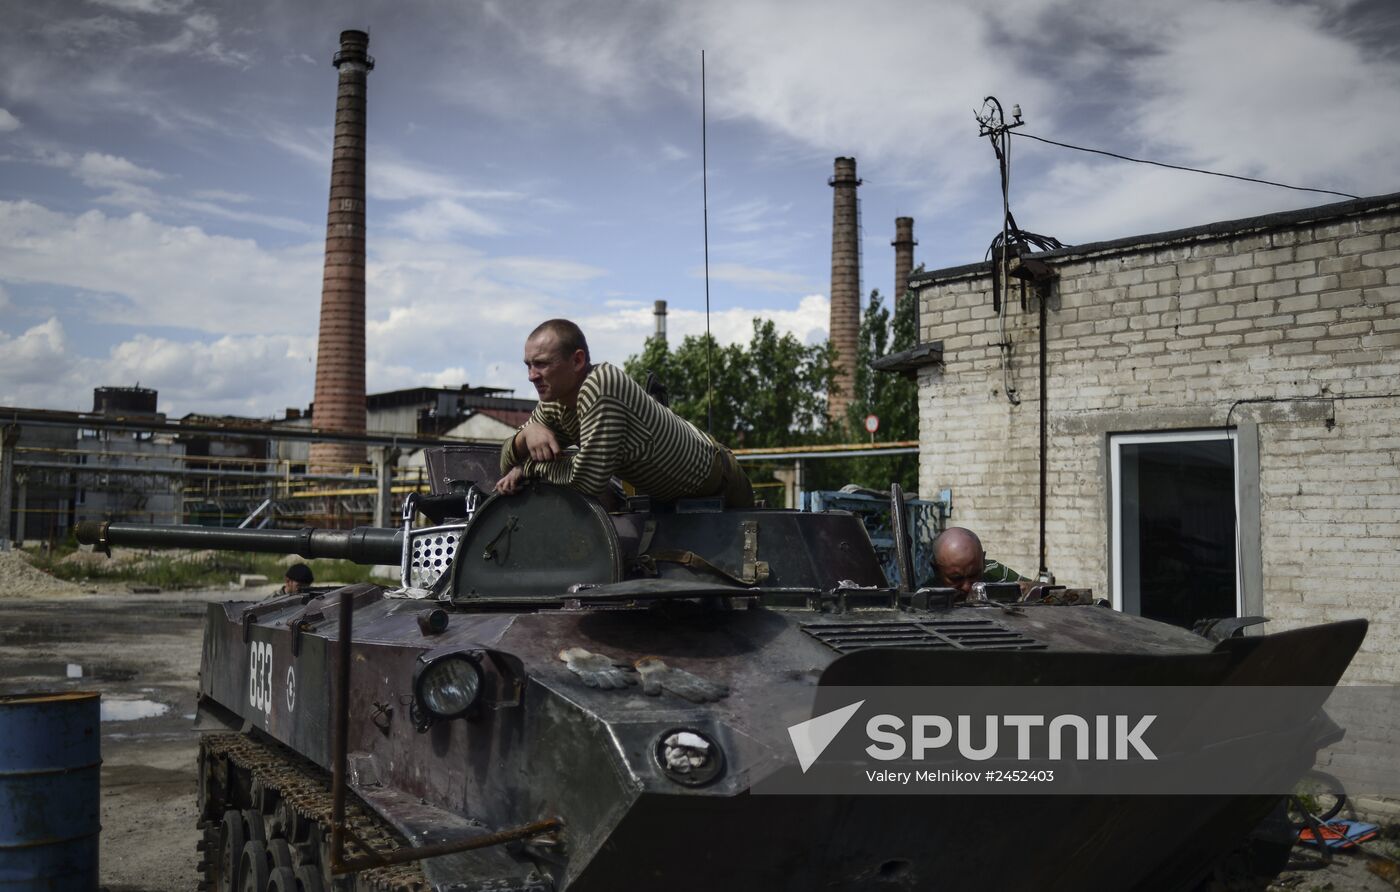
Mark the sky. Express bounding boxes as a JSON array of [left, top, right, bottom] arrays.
[[2, 0, 1398, 419]]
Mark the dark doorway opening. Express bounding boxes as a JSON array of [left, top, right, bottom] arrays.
[[1113, 434, 1237, 628]]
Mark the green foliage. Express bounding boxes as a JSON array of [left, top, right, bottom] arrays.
[[819, 286, 920, 492], [623, 295, 924, 496], [624, 318, 836, 449]]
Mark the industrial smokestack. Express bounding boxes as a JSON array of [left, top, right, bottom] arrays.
[[654, 300, 668, 343], [310, 30, 374, 471], [827, 157, 861, 420], [893, 216, 917, 302]]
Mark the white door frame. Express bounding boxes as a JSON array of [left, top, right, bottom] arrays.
[[1108, 429, 1241, 616]]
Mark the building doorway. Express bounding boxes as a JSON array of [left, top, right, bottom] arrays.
[[1110, 431, 1239, 628]]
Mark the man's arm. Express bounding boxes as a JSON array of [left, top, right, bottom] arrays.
[[499, 405, 562, 474], [519, 391, 626, 498]]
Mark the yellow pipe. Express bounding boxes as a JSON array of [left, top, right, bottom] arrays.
[[731, 440, 917, 456]]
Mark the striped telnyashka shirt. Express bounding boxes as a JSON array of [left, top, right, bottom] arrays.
[[499, 362, 717, 500]]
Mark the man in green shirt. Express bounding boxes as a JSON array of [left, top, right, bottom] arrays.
[[929, 526, 1028, 599], [494, 319, 753, 508]]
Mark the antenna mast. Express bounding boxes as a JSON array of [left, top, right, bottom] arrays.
[[701, 50, 714, 435]]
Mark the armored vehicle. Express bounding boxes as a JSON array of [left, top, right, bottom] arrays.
[[77, 448, 1366, 891]]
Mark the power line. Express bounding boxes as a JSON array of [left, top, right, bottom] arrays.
[[1017, 132, 1361, 201]]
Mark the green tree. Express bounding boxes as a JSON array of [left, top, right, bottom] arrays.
[[624, 319, 835, 450], [831, 285, 920, 491], [625, 301, 928, 497], [626, 331, 745, 439], [738, 318, 836, 448]]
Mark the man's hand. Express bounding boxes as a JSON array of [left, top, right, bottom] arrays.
[[494, 465, 526, 495], [516, 423, 562, 462]]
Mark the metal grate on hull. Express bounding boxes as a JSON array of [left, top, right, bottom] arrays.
[[406, 525, 464, 589], [801, 618, 1043, 654]]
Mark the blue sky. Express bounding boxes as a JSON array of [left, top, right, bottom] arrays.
[[2, 0, 1398, 418]]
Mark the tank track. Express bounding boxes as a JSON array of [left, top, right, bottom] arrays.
[[197, 731, 429, 891]]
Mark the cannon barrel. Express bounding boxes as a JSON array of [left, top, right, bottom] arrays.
[[74, 521, 403, 566]]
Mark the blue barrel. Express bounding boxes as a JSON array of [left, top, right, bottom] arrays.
[[0, 692, 101, 891]]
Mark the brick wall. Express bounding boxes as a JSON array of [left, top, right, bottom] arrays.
[[911, 193, 1400, 683]]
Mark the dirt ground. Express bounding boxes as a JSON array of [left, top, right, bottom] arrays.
[[1, 579, 1396, 891], [0, 585, 219, 891]]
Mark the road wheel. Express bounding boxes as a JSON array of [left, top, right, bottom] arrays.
[[268, 837, 295, 872], [240, 840, 271, 892], [294, 864, 326, 892], [243, 808, 268, 844], [267, 866, 299, 892], [217, 810, 247, 892]]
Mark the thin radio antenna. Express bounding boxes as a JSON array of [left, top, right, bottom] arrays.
[[701, 49, 713, 435]]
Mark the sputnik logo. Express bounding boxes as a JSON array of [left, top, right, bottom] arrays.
[[787, 700, 864, 773]]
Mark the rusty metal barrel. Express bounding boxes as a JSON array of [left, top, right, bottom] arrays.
[[0, 692, 101, 890]]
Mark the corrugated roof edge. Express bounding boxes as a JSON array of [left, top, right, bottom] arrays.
[[909, 190, 1400, 287]]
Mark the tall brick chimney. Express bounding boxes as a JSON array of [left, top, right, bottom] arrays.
[[827, 157, 861, 421], [310, 30, 373, 471], [893, 216, 917, 302]]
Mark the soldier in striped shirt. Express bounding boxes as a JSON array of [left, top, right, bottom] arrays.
[[494, 319, 753, 508]]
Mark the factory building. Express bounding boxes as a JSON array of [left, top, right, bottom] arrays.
[[889, 192, 1400, 687]]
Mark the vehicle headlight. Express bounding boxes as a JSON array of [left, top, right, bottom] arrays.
[[414, 653, 482, 720], [654, 728, 724, 786]]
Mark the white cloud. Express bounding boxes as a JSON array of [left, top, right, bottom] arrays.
[[492, 0, 1400, 242], [370, 157, 526, 204], [663, 294, 831, 347], [388, 198, 504, 239], [190, 188, 252, 204], [0, 318, 70, 391], [700, 263, 815, 294], [264, 136, 531, 213], [72, 151, 165, 187], [487, 255, 606, 285], [0, 318, 318, 416], [0, 202, 675, 413], [714, 197, 792, 235], [104, 332, 314, 414], [261, 126, 329, 167], [25, 149, 317, 235], [565, 294, 832, 373], [39, 14, 141, 50], [0, 108, 20, 132], [147, 11, 252, 67], [0, 200, 323, 335], [495, 0, 1044, 200], [1126, 0, 1394, 190], [85, 0, 193, 14]]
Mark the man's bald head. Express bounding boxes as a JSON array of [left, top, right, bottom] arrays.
[[932, 527, 985, 595]]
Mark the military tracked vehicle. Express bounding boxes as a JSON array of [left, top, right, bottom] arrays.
[[77, 447, 1367, 892]]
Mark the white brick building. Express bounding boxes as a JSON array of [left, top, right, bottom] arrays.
[[898, 193, 1400, 684]]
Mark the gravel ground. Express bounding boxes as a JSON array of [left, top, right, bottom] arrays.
[[0, 570, 1395, 891], [0, 583, 222, 890], [0, 548, 90, 597]]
